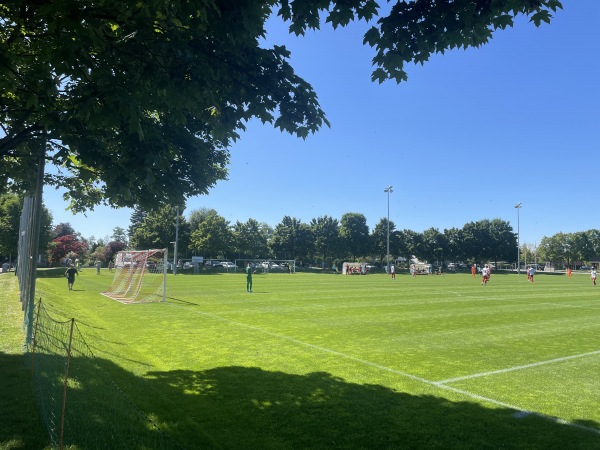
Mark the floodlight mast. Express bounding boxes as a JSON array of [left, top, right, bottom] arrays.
[[173, 206, 179, 275], [384, 186, 393, 273], [170, 241, 176, 275], [515, 202, 522, 275]]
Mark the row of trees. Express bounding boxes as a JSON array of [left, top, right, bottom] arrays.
[[537, 231, 600, 269], [125, 205, 518, 268], [2, 194, 598, 269], [0, 193, 52, 262], [0, 193, 129, 266], [128, 206, 600, 269], [127, 206, 600, 269], [45, 222, 128, 267]]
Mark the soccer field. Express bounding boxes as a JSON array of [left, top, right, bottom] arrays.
[[17, 271, 600, 448]]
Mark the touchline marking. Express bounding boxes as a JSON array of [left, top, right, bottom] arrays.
[[436, 350, 600, 385], [167, 302, 600, 436]]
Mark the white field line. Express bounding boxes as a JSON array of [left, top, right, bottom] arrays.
[[435, 350, 600, 385], [167, 302, 600, 436]]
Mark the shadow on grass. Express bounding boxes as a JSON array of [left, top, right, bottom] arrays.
[[6, 351, 599, 450], [35, 267, 69, 278], [0, 352, 49, 449], [144, 367, 600, 449]]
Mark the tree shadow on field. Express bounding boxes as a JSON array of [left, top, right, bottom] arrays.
[[35, 267, 69, 278], [10, 348, 600, 450], [145, 367, 600, 449], [0, 352, 49, 449]]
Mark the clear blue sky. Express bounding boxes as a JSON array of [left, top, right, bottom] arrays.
[[44, 0, 599, 247]]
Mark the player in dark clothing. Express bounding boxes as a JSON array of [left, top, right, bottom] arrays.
[[65, 264, 79, 290]]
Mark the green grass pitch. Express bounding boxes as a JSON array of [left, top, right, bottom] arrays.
[[3, 270, 600, 449]]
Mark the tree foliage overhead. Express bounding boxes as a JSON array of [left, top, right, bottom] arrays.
[[1, 0, 562, 211]]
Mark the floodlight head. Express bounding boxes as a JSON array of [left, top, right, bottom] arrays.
[[384, 185, 393, 193], [515, 202, 522, 209]]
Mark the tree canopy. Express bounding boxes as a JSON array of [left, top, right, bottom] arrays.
[[1, 0, 562, 212], [0, 193, 52, 260]]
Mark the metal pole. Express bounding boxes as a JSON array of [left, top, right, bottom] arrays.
[[515, 202, 522, 275], [384, 186, 393, 272], [59, 318, 76, 450], [174, 206, 179, 275], [26, 144, 46, 344], [162, 247, 168, 302]]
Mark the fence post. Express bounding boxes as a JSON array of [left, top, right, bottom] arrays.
[[59, 318, 75, 450], [30, 299, 43, 375]]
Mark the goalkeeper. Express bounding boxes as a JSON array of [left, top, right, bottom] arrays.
[[246, 263, 253, 293]]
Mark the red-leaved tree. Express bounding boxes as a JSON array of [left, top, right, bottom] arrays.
[[47, 235, 88, 265]]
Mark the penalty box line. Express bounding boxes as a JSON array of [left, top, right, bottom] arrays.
[[167, 302, 600, 436], [435, 350, 600, 385]]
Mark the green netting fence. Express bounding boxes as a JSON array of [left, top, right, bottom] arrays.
[[28, 300, 184, 450]]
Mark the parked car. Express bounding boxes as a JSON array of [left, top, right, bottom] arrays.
[[183, 262, 194, 269], [221, 262, 236, 269], [580, 265, 592, 271]]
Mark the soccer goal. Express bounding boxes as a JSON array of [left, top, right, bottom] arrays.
[[235, 259, 296, 273], [102, 249, 167, 303]]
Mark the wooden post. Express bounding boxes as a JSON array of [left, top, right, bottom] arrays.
[[59, 318, 75, 450]]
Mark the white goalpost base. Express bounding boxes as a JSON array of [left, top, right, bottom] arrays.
[[102, 249, 167, 303]]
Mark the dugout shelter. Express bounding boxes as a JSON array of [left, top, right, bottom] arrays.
[[343, 262, 368, 275]]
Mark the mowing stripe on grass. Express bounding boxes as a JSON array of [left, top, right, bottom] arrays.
[[167, 300, 600, 436], [503, 298, 600, 311], [435, 349, 600, 384], [167, 300, 430, 383]]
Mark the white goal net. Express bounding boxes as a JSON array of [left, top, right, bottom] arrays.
[[102, 249, 167, 303]]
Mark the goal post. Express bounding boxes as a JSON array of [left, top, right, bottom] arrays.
[[234, 259, 296, 274], [102, 249, 167, 303]]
